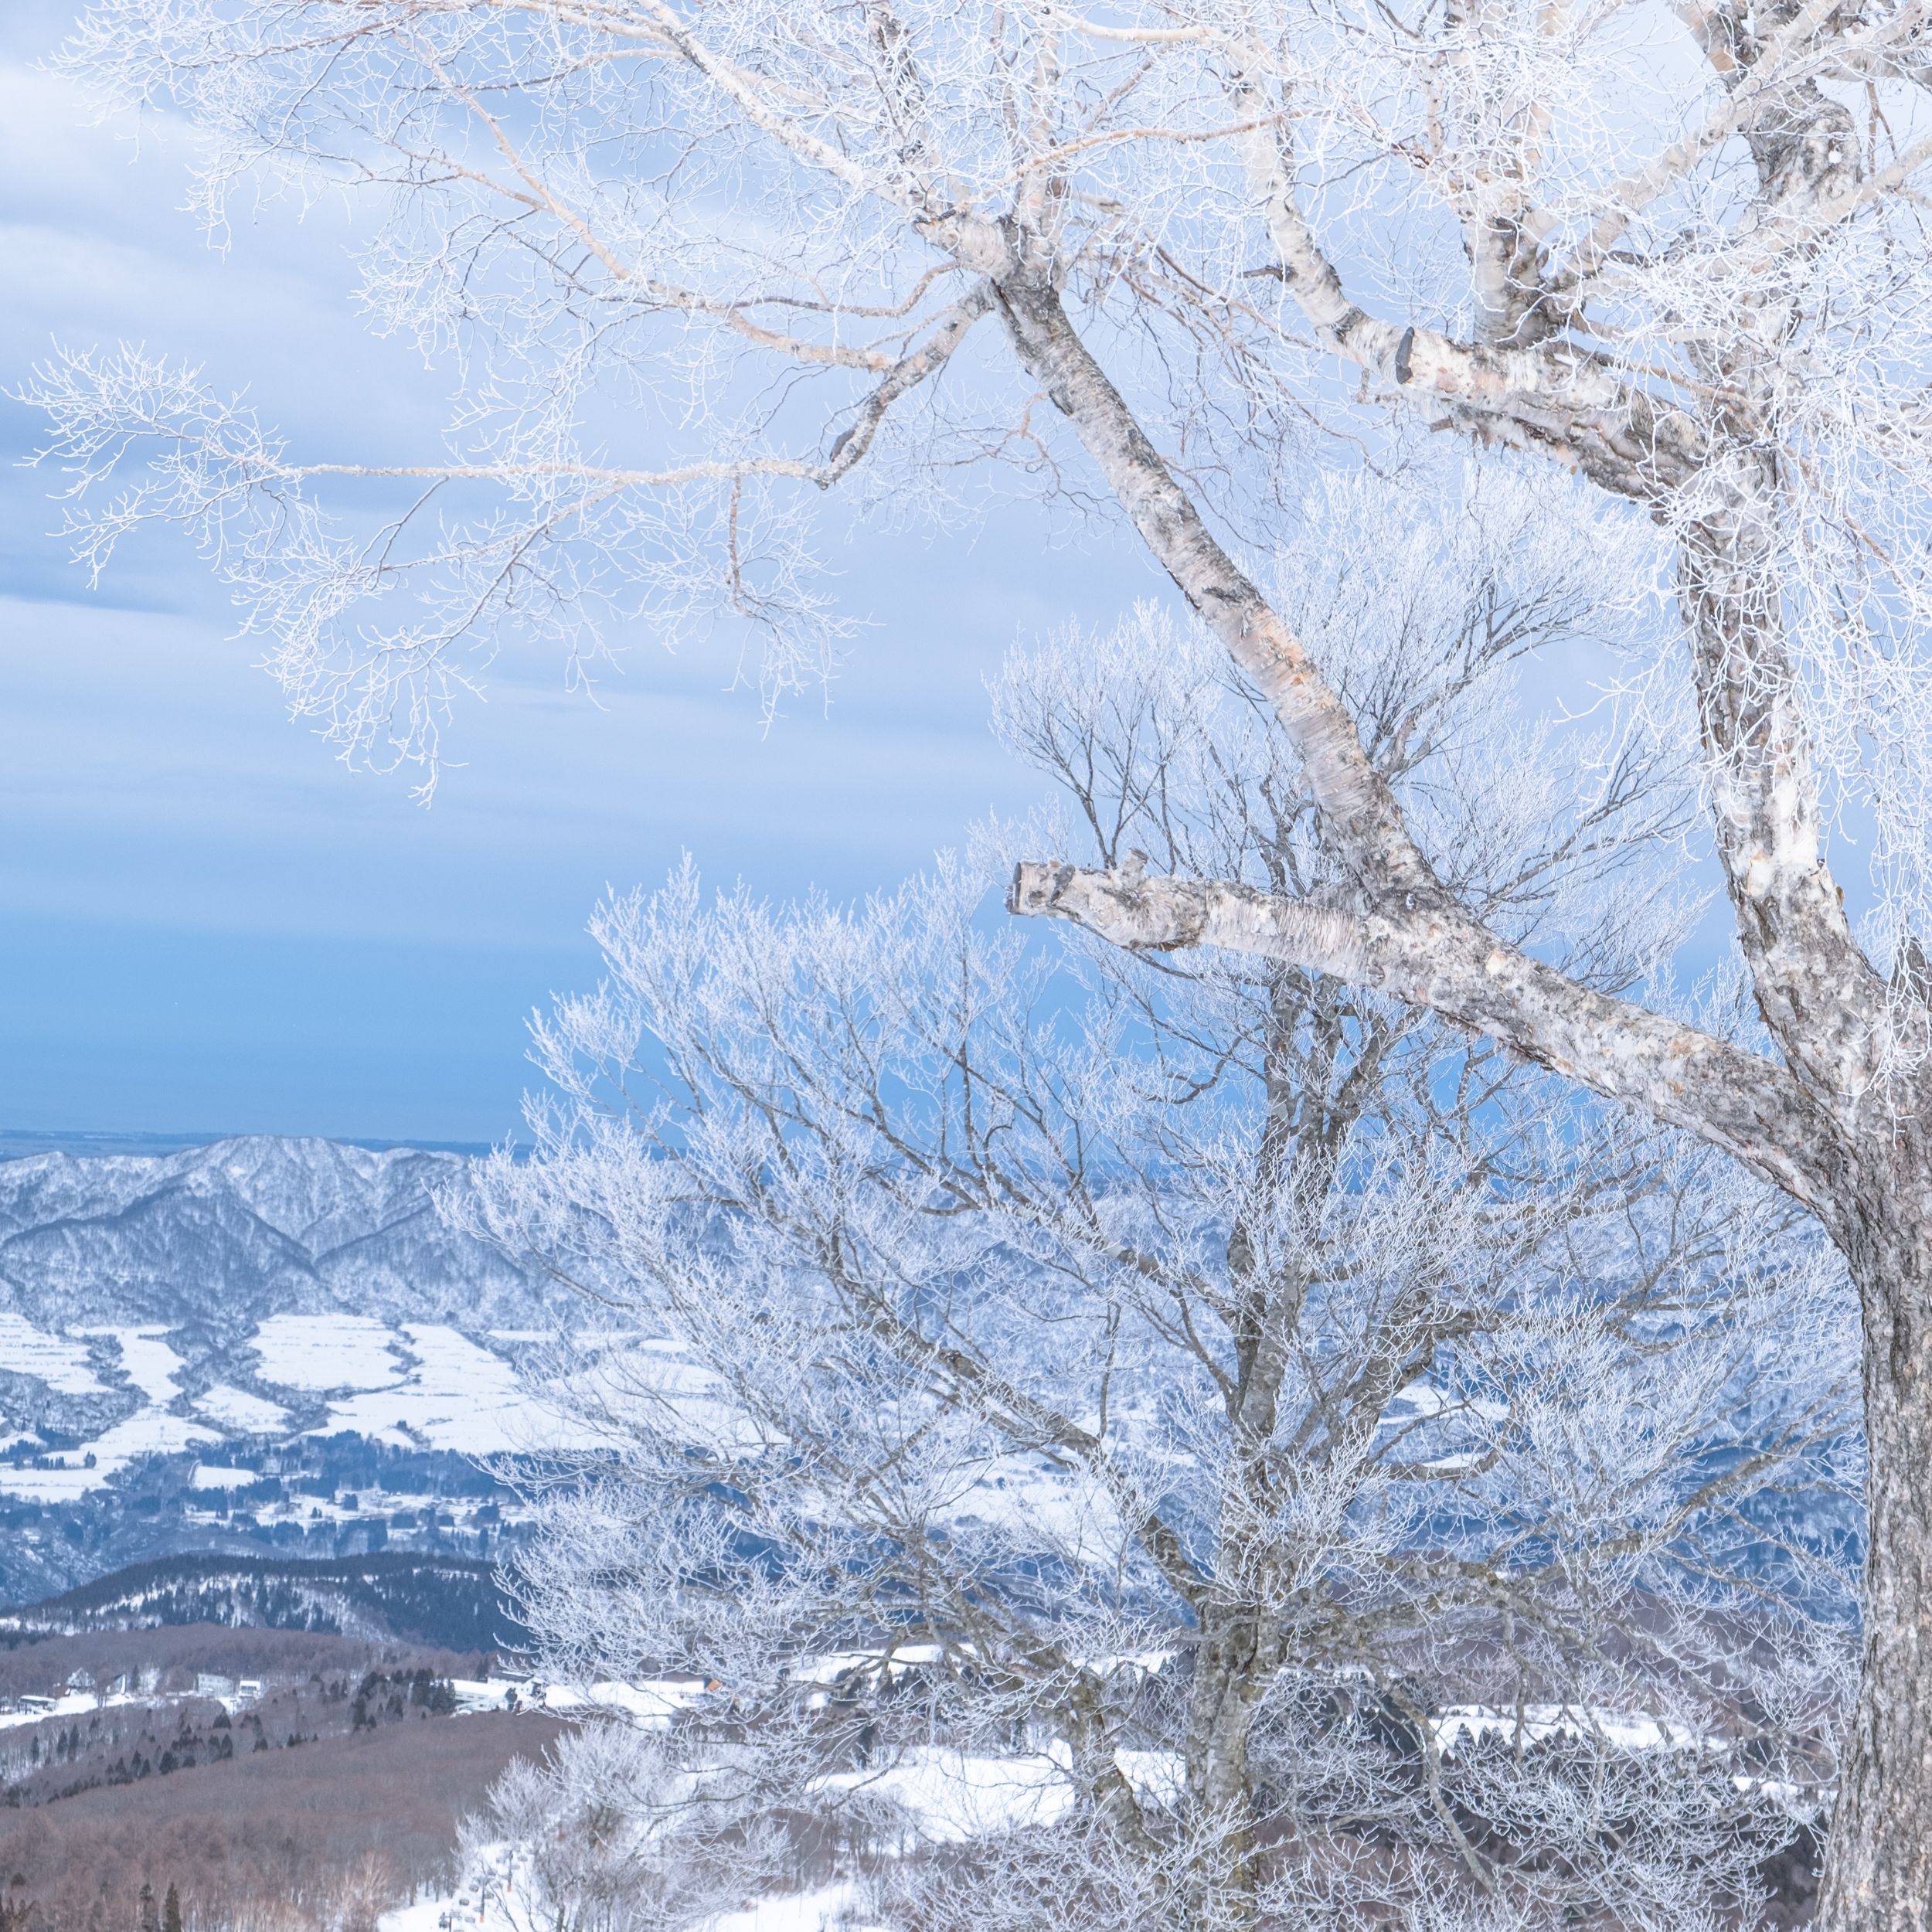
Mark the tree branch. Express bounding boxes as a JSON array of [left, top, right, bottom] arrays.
[[988, 267, 1437, 895], [1008, 854, 1825, 1205]]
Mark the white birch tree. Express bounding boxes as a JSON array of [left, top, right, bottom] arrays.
[[25, 0, 1932, 1919], [464, 528, 1855, 1930]]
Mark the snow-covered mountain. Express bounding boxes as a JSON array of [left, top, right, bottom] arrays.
[[0, 1137, 570, 1610], [0, 1135, 539, 1333]]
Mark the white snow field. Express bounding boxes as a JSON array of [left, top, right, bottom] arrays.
[[79, 1325, 188, 1403], [444, 1675, 716, 1725], [249, 1314, 406, 1390], [815, 1738, 1182, 1849], [377, 1849, 875, 1932], [815, 1745, 1079, 1845], [0, 1686, 146, 1734], [311, 1323, 593, 1454], [0, 1324, 223, 1500], [0, 1309, 594, 1494], [0, 1315, 107, 1395], [0, 1407, 224, 1502], [707, 1886, 872, 1932], [238, 1315, 608, 1452], [189, 1464, 260, 1491], [194, 1383, 291, 1432]]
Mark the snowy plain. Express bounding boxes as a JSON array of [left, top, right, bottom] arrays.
[[0, 1309, 604, 1498]]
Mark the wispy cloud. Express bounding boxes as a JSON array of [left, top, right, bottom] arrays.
[[0, 5, 1162, 1139]]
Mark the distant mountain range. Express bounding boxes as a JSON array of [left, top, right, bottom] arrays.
[[0, 1134, 542, 1333], [0, 1129, 501, 1161]]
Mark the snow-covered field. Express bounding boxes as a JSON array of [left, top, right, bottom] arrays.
[[379, 1821, 883, 1932], [0, 1322, 225, 1499], [0, 1687, 146, 1734], [189, 1464, 260, 1491], [0, 1310, 607, 1495], [815, 1746, 1078, 1843], [79, 1327, 188, 1403], [0, 1409, 223, 1501], [442, 1675, 716, 1725], [195, 1383, 291, 1432], [250, 1315, 407, 1391], [0, 1315, 108, 1396], [382, 1872, 870, 1932], [310, 1324, 594, 1454]]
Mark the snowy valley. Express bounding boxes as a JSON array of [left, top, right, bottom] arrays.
[[0, 1136, 572, 1615]]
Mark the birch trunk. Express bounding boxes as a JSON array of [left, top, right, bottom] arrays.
[[1673, 483, 1932, 1932], [1821, 1145, 1932, 1932]]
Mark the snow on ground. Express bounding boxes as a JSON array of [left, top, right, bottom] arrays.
[[0, 1323, 223, 1500], [816, 1740, 1184, 1845], [79, 1326, 186, 1403], [446, 1679, 523, 1716], [786, 1646, 947, 1690], [190, 1463, 259, 1490], [0, 1306, 618, 1491], [951, 1455, 1126, 1566], [445, 1677, 714, 1726], [707, 1884, 872, 1932], [379, 1852, 873, 1932], [195, 1382, 291, 1432], [0, 1406, 223, 1501], [0, 1691, 143, 1734], [542, 1679, 716, 1725], [233, 1317, 602, 1453], [1077, 1649, 1175, 1679], [315, 1324, 595, 1454], [1433, 1705, 1705, 1754], [250, 1314, 406, 1390], [1115, 1748, 1185, 1808], [372, 1901, 447, 1932], [574, 1335, 766, 1454], [815, 1746, 1078, 1845], [0, 1315, 107, 1395], [1383, 1379, 1509, 1424], [0, 1308, 713, 1488], [376, 1842, 517, 1932], [0, 1325, 226, 1499]]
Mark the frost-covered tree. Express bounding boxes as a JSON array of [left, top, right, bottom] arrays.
[[464, 505, 1855, 1930], [26, 0, 1932, 1917]]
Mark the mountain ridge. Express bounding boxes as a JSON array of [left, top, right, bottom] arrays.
[[0, 1550, 524, 1652], [0, 1134, 543, 1332]]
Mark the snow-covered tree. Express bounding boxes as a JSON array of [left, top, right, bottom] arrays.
[[464, 507, 1855, 1930], [27, 0, 1932, 1915]]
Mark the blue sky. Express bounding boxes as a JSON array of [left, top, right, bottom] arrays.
[[0, 2, 1168, 1143]]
